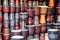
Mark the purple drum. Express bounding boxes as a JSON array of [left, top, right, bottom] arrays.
[[11, 30, 22, 36], [21, 29, 28, 38]]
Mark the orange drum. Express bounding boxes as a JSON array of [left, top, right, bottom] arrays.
[[40, 7, 47, 15], [40, 15, 46, 24], [48, 0, 54, 7]]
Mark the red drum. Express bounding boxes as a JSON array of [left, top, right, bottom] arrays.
[[40, 33, 45, 40], [27, 25, 35, 35], [46, 15, 52, 23], [47, 7, 53, 15], [34, 7, 39, 16], [0, 6, 2, 11], [3, 27, 10, 34], [3, 35, 10, 40], [57, 0, 60, 7], [3, 27, 10, 40], [3, 6, 9, 13], [0, 12, 2, 22], [56, 7, 60, 15], [10, 7, 15, 13], [35, 26, 40, 34], [20, 7, 25, 12], [27, 9, 34, 17], [0, 33, 2, 40], [41, 24, 46, 33], [27, 17, 33, 25]]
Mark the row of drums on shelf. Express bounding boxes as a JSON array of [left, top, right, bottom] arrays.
[[1, 28, 60, 40], [0, 24, 47, 40]]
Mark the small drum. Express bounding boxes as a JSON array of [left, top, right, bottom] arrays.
[[21, 29, 28, 38], [41, 24, 46, 33], [27, 25, 35, 35], [40, 33, 45, 40], [11, 30, 22, 36]]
